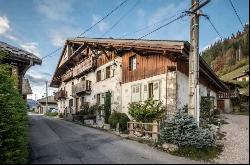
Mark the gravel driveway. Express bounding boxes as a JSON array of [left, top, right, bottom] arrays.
[[213, 114, 249, 164]]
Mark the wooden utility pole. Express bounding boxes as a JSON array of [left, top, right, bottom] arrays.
[[46, 81, 48, 113], [188, 0, 210, 126]]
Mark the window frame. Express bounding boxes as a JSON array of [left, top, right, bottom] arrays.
[[96, 70, 102, 82], [129, 55, 137, 71]]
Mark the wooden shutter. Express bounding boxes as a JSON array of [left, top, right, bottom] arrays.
[[153, 81, 160, 100], [132, 85, 141, 102], [143, 84, 148, 101]]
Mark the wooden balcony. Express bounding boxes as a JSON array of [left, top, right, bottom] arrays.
[[54, 90, 67, 100], [62, 70, 73, 82], [72, 80, 92, 97], [218, 91, 238, 99], [73, 57, 97, 77]]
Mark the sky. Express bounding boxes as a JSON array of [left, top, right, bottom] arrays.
[[0, 0, 249, 100]]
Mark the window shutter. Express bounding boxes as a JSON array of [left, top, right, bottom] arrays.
[[102, 68, 106, 80], [153, 81, 160, 100], [100, 93, 105, 104], [132, 85, 141, 102], [143, 84, 148, 101]]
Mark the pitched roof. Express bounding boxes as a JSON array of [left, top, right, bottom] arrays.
[[50, 37, 227, 91], [37, 96, 57, 104], [0, 41, 42, 65]]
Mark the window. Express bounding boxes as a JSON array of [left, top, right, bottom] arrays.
[[81, 97, 86, 106], [148, 83, 154, 98], [96, 94, 101, 105], [129, 55, 137, 71], [96, 70, 101, 82], [106, 66, 111, 79], [69, 99, 73, 107]]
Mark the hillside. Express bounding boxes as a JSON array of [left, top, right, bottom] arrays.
[[201, 24, 249, 78]]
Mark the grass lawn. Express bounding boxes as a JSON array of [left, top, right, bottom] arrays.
[[230, 111, 249, 116]]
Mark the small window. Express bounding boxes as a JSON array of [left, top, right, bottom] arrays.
[[96, 70, 101, 82], [129, 55, 137, 71], [148, 83, 154, 98], [96, 94, 101, 105], [106, 66, 111, 79], [69, 99, 73, 107]]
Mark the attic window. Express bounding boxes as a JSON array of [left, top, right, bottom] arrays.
[[129, 55, 137, 71]]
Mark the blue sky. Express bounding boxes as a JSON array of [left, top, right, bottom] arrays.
[[0, 0, 249, 100]]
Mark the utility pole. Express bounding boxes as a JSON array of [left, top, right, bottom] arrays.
[[46, 81, 48, 114], [188, 0, 210, 126]]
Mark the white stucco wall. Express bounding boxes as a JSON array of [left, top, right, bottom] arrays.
[[57, 57, 122, 114], [121, 73, 167, 116], [177, 71, 217, 110]]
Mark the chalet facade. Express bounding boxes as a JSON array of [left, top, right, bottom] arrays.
[[0, 41, 42, 100], [50, 38, 227, 120]]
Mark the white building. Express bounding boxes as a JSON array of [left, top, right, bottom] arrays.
[[50, 38, 227, 121]]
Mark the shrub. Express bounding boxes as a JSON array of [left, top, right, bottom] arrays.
[[0, 62, 28, 163], [45, 112, 58, 116], [128, 98, 165, 122], [59, 113, 64, 118], [160, 107, 216, 149], [108, 112, 130, 132]]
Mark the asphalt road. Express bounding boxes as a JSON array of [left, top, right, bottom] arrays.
[[28, 114, 200, 164]]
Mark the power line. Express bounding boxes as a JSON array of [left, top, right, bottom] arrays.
[[228, 0, 244, 29], [130, 13, 188, 43], [41, 0, 129, 60], [118, 11, 185, 39], [204, 15, 223, 40], [101, 0, 140, 37]]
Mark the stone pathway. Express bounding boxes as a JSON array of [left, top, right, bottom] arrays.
[[213, 114, 249, 164]]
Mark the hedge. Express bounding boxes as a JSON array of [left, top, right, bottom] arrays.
[[0, 53, 28, 164]]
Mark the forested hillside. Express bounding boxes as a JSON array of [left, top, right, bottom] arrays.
[[201, 24, 249, 77]]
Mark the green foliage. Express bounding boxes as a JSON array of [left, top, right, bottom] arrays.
[[0, 61, 28, 164], [201, 24, 249, 75], [108, 112, 130, 132], [128, 98, 165, 122], [200, 97, 212, 126], [104, 91, 111, 124], [45, 112, 58, 116], [160, 107, 216, 149], [171, 145, 223, 161]]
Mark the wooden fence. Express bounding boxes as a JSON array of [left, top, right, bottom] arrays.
[[127, 121, 160, 141]]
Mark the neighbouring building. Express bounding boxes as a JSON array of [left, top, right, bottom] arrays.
[[50, 38, 228, 123], [232, 69, 249, 82], [37, 96, 58, 114], [0, 41, 42, 100]]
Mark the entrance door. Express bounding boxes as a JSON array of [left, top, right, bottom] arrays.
[[76, 98, 79, 113]]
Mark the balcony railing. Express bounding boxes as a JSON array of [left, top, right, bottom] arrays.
[[62, 70, 73, 82], [73, 57, 96, 77], [217, 91, 238, 99], [72, 80, 92, 97], [54, 90, 67, 100]]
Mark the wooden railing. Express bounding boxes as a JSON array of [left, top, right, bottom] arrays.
[[217, 91, 238, 99], [127, 121, 160, 141], [72, 80, 92, 96], [73, 57, 96, 77], [54, 90, 67, 100], [61, 70, 73, 82]]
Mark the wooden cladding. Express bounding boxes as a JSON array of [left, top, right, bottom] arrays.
[[122, 52, 176, 83], [96, 51, 117, 67]]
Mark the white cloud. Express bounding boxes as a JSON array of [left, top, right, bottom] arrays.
[[49, 26, 81, 47], [0, 16, 10, 35], [137, 8, 145, 18], [92, 15, 109, 32], [20, 42, 41, 57], [148, 2, 187, 26], [36, 0, 74, 22], [4, 33, 19, 41]]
